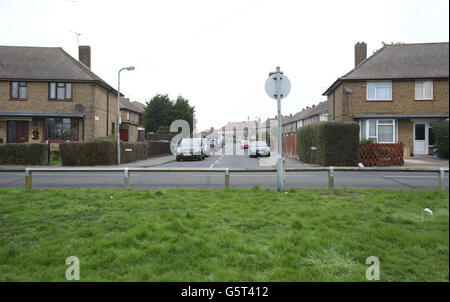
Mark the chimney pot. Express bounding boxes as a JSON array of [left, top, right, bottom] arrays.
[[79, 45, 91, 69], [355, 42, 367, 67]]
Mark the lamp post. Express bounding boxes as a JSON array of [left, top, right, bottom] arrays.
[[117, 66, 135, 165]]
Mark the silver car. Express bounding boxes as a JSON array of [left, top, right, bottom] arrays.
[[249, 141, 270, 158]]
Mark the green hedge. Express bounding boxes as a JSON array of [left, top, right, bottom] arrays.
[[0, 143, 49, 165], [433, 120, 449, 159], [297, 121, 360, 166], [60, 139, 148, 166]]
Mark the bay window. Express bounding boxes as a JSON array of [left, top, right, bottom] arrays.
[[367, 81, 392, 101], [360, 119, 396, 143], [415, 80, 433, 100], [49, 82, 72, 100], [45, 118, 78, 141]]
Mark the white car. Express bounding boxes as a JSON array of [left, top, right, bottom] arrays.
[[249, 141, 270, 158], [176, 138, 204, 161], [202, 138, 211, 157]]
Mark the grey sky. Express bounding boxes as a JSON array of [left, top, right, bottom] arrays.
[[1, 0, 448, 130]]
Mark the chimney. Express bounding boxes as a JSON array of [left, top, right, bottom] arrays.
[[355, 42, 367, 67], [79, 45, 91, 69]]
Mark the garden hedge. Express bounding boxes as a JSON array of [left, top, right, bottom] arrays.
[[60, 139, 148, 166], [0, 143, 49, 165], [432, 120, 449, 159], [297, 121, 360, 166]]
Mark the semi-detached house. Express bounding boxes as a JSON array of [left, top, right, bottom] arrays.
[[323, 42, 449, 157], [0, 45, 121, 150]]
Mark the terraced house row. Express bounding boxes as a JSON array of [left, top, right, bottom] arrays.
[[0, 45, 145, 150]]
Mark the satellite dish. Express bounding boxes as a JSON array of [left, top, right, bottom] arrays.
[[75, 104, 84, 111]]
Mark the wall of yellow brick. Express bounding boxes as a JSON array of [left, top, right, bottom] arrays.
[[0, 81, 119, 143], [398, 119, 414, 157], [345, 79, 449, 116]]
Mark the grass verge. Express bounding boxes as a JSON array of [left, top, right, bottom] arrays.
[[0, 187, 448, 281]]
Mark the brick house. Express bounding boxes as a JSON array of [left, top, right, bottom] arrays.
[[119, 97, 145, 142], [323, 42, 449, 157], [0, 45, 121, 149]]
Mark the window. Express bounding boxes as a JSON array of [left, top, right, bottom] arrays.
[[131, 112, 135, 121], [49, 82, 72, 100], [127, 112, 130, 120], [11, 82, 27, 99], [112, 122, 115, 135], [45, 118, 78, 140], [360, 119, 396, 143], [415, 80, 433, 100], [367, 81, 392, 101]]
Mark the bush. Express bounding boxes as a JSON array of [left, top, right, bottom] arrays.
[[297, 121, 360, 166], [60, 139, 148, 166], [0, 143, 49, 165], [433, 120, 449, 159]]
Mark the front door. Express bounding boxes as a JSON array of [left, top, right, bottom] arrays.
[[413, 122, 427, 155], [120, 129, 128, 142], [7, 121, 29, 143]]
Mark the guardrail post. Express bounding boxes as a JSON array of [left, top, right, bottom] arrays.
[[224, 168, 230, 189], [328, 166, 334, 189], [25, 168, 32, 190], [124, 168, 130, 190], [439, 167, 445, 191]]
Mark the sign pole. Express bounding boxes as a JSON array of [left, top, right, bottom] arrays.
[[275, 67, 285, 192]]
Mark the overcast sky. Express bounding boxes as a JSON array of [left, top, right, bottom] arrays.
[[1, 0, 449, 130]]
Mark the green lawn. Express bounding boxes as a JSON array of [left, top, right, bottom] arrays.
[[0, 187, 448, 281]]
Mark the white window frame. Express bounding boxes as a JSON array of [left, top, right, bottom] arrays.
[[415, 80, 433, 100], [366, 81, 392, 101], [127, 111, 130, 120], [360, 119, 396, 143]]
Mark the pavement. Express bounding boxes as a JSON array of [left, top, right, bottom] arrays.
[[403, 155, 449, 169]]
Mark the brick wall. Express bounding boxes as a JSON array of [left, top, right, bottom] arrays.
[[333, 79, 449, 118], [0, 80, 118, 143]]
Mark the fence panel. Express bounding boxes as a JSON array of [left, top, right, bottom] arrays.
[[360, 143, 404, 167]]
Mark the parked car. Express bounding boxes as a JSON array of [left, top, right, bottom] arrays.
[[240, 138, 250, 149], [249, 141, 270, 158], [176, 138, 204, 161], [202, 138, 211, 157]]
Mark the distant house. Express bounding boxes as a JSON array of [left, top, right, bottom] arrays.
[[281, 101, 328, 158], [323, 42, 449, 157], [0, 45, 122, 149], [282, 101, 328, 137], [119, 97, 145, 142]]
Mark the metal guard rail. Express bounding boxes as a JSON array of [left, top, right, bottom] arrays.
[[0, 166, 448, 191]]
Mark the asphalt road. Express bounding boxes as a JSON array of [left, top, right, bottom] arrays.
[[0, 152, 448, 190]]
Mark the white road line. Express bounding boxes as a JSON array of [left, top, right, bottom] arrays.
[[209, 164, 214, 168]]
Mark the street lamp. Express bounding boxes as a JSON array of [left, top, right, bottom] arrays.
[[117, 66, 135, 165]]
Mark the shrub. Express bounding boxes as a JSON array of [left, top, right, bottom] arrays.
[[60, 139, 148, 166], [360, 138, 375, 144], [433, 120, 449, 159], [297, 121, 360, 166], [0, 143, 49, 165]]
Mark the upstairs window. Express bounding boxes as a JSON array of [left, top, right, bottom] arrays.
[[49, 82, 72, 100], [415, 80, 433, 100], [11, 82, 27, 99], [367, 81, 392, 101]]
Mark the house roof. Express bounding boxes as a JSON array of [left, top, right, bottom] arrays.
[[283, 101, 328, 125], [0, 45, 118, 93], [120, 98, 145, 113], [323, 42, 449, 95]]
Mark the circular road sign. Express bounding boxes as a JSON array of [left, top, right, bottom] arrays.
[[265, 72, 291, 100]]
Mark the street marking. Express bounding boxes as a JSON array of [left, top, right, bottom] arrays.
[[209, 164, 214, 168]]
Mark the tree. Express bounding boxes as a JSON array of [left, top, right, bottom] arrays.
[[173, 95, 195, 132], [143, 94, 195, 133]]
